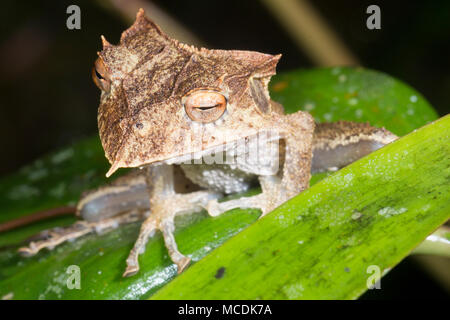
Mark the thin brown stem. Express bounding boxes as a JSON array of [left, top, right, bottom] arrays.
[[0, 206, 76, 233], [261, 0, 359, 66]]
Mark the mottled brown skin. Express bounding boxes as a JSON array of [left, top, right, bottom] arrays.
[[19, 9, 397, 277], [96, 10, 283, 177]]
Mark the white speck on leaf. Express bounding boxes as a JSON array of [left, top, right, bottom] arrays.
[[331, 67, 341, 75], [352, 212, 362, 220], [344, 173, 353, 183], [282, 282, 304, 299], [1, 292, 13, 300], [28, 168, 49, 181], [8, 184, 40, 200], [304, 102, 315, 111], [323, 113, 333, 121], [378, 207, 407, 217], [39, 272, 66, 299], [338, 74, 347, 83], [49, 182, 66, 198], [410, 95, 418, 103], [348, 98, 358, 106], [51, 148, 74, 164]]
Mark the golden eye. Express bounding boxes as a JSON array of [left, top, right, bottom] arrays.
[[92, 57, 111, 92], [183, 90, 227, 123]]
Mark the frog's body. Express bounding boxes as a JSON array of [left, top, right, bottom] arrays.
[[19, 9, 396, 276]]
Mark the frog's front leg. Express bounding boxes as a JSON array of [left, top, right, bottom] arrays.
[[207, 117, 398, 218], [208, 111, 316, 217], [123, 164, 221, 277]]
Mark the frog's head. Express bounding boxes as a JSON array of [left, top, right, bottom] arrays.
[[93, 9, 282, 177]]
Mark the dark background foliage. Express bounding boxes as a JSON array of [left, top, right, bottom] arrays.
[[0, 0, 448, 299]]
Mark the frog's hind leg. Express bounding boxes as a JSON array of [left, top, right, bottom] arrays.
[[18, 170, 151, 256], [18, 210, 146, 256], [123, 165, 221, 277], [311, 121, 397, 173]]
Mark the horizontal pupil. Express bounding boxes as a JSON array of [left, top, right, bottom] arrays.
[[195, 104, 220, 111], [95, 69, 104, 80]]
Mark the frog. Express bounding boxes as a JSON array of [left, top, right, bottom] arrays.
[[19, 9, 397, 277]]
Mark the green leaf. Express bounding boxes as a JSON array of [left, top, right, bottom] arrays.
[[270, 67, 438, 135], [152, 115, 450, 299], [0, 67, 443, 299]]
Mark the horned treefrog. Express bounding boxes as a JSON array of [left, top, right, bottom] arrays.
[[20, 9, 396, 276]]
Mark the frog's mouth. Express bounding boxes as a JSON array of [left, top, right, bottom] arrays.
[[162, 129, 282, 165], [106, 128, 283, 177], [160, 129, 283, 178]]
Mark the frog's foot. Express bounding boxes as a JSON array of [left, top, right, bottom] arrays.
[[123, 190, 221, 277], [206, 191, 283, 219], [207, 194, 268, 216], [18, 210, 146, 256]]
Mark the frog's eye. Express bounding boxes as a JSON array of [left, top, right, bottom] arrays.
[[183, 90, 227, 123], [92, 57, 111, 92]]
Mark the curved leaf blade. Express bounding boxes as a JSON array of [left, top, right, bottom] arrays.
[[152, 115, 450, 299]]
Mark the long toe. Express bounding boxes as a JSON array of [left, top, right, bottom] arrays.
[[176, 256, 191, 274]]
